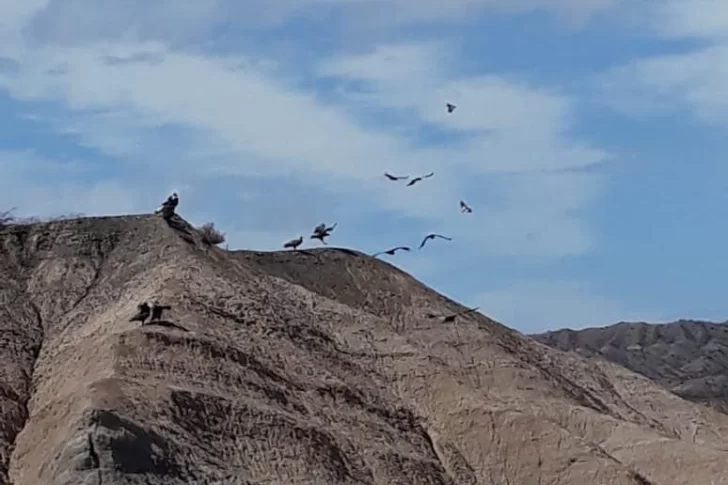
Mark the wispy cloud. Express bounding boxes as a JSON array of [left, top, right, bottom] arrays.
[[0, 0, 700, 331], [598, 1, 728, 124]]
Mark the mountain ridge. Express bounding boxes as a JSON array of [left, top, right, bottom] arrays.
[[532, 319, 728, 414], [2, 214, 728, 484]]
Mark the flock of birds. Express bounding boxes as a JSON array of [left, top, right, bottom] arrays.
[[153, 103, 471, 258], [147, 105, 483, 324], [280, 103, 472, 257]]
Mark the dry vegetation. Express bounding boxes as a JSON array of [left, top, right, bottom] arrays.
[[1, 213, 728, 485], [198, 221, 226, 245]]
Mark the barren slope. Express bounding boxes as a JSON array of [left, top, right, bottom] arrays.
[[2, 215, 728, 485], [533, 320, 728, 413]]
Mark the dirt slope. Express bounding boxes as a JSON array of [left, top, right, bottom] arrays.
[[532, 320, 728, 413], [3, 215, 728, 485]]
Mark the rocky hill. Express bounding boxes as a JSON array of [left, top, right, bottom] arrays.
[[532, 320, 728, 414], [3, 214, 728, 485]]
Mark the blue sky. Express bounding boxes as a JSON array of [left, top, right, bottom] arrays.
[[1, 0, 728, 332]]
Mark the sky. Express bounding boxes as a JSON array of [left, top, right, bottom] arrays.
[[1, 0, 728, 333]]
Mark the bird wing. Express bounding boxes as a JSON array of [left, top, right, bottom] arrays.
[[433, 234, 452, 240], [326, 222, 337, 232], [423, 172, 434, 178], [397, 246, 411, 251], [418, 237, 429, 249]]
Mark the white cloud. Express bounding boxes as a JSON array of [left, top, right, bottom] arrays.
[[477, 281, 661, 333], [646, 0, 728, 41], [0, 35, 613, 258], [598, 44, 728, 125], [4, 0, 623, 51], [597, 0, 728, 126]]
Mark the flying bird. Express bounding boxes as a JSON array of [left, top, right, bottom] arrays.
[[129, 302, 150, 324], [418, 233, 452, 249], [460, 200, 472, 213], [446, 103, 456, 113], [283, 236, 303, 250], [406, 172, 435, 187], [372, 246, 410, 257], [384, 172, 409, 181], [442, 306, 480, 323], [311, 222, 337, 244]]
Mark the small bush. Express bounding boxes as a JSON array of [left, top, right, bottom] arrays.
[[198, 222, 226, 245]]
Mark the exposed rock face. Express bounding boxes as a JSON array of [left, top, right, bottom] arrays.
[[533, 320, 728, 413], [2, 215, 728, 485]]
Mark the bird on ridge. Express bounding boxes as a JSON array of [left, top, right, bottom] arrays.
[[283, 236, 303, 250], [129, 302, 151, 324], [150, 302, 171, 322]]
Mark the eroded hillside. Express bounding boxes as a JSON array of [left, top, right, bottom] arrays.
[[533, 320, 728, 413], [2, 215, 728, 484]]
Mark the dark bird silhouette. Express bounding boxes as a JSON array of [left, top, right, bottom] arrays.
[[150, 302, 171, 322], [418, 233, 452, 249], [406, 172, 434, 187], [384, 172, 409, 181], [372, 246, 410, 257], [460, 200, 472, 213], [442, 306, 480, 323], [155, 192, 179, 219], [129, 302, 150, 324], [446, 103, 456, 113], [311, 222, 337, 244], [283, 236, 303, 250]]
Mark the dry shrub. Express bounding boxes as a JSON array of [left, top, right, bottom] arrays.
[[199, 222, 226, 245], [0, 208, 15, 226]]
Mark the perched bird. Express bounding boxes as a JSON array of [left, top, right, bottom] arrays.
[[460, 200, 472, 213], [283, 236, 303, 250], [311, 222, 337, 244], [418, 233, 452, 249], [442, 306, 480, 323], [406, 172, 435, 187], [372, 246, 410, 257], [150, 302, 171, 322], [155, 192, 179, 219], [384, 172, 409, 181], [129, 302, 150, 324], [446, 103, 456, 113]]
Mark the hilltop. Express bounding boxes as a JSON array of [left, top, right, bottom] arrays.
[[2, 214, 728, 484], [533, 320, 728, 414]]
